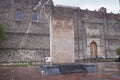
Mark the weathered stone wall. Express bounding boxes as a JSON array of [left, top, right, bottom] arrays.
[[0, 0, 53, 63], [0, 49, 49, 63], [51, 17, 75, 64], [104, 14, 120, 58], [1, 33, 50, 49], [79, 11, 120, 59], [53, 5, 120, 60], [0, 0, 120, 63], [51, 6, 76, 64]]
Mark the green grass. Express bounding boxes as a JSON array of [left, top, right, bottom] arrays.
[[0, 58, 119, 67], [118, 64, 120, 69], [76, 58, 118, 63], [97, 58, 117, 62], [0, 63, 39, 67]]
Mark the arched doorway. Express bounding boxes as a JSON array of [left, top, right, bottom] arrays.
[[90, 41, 97, 58]]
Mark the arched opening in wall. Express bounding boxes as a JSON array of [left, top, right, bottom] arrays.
[[15, 10, 23, 21], [90, 41, 97, 59], [32, 11, 38, 22]]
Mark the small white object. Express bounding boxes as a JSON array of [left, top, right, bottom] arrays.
[[41, 70, 44, 75], [45, 57, 51, 62]]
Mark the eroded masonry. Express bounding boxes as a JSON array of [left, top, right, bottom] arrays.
[[0, 0, 120, 63]]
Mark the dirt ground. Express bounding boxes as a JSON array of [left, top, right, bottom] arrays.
[[0, 62, 120, 80]]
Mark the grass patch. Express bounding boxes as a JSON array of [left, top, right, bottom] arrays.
[[118, 64, 120, 69], [76, 58, 118, 63], [97, 58, 117, 62], [0, 63, 39, 67]]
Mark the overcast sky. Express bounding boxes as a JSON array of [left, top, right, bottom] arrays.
[[53, 0, 119, 13]]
